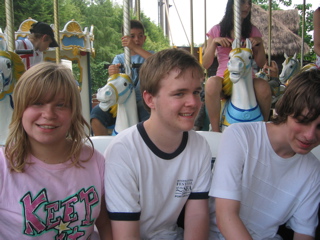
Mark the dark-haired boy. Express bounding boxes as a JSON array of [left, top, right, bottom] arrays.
[[90, 20, 153, 135], [210, 69, 320, 240], [15, 21, 59, 69]]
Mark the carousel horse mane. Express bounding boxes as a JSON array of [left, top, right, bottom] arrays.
[[0, 51, 25, 99], [0, 50, 25, 145], [96, 73, 138, 135], [222, 68, 232, 97], [220, 38, 263, 131]]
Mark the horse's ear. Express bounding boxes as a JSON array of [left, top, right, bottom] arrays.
[[0, 39, 7, 51], [232, 39, 240, 49], [284, 53, 288, 58], [245, 38, 252, 49], [293, 52, 297, 59]]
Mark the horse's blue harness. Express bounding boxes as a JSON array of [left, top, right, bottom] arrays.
[[286, 59, 299, 80], [117, 82, 133, 104], [225, 101, 263, 124]]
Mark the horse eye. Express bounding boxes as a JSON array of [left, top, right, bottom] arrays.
[[6, 62, 11, 68], [106, 90, 112, 96], [124, 82, 127, 86]]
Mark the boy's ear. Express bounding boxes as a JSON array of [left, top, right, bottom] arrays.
[[143, 90, 154, 109], [42, 34, 50, 42]]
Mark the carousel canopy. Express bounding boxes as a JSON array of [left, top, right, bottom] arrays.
[[251, 4, 310, 56]]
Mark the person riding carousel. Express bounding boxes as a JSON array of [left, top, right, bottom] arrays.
[[202, 0, 271, 132]]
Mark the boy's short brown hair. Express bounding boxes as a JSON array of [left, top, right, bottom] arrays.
[[139, 48, 204, 112]]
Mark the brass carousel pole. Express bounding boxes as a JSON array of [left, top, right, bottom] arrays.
[[234, 0, 241, 47], [53, 0, 60, 63], [268, 0, 272, 67], [190, 0, 194, 55], [135, 0, 140, 20], [300, 0, 306, 68], [5, 0, 14, 51], [123, 0, 131, 78]]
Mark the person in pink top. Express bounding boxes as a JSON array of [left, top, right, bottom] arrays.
[[0, 62, 112, 239], [202, 0, 271, 132]]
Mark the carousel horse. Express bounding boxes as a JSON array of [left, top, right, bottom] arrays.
[[96, 73, 138, 135], [220, 38, 263, 131], [279, 53, 318, 84], [279, 53, 300, 85], [0, 50, 25, 145]]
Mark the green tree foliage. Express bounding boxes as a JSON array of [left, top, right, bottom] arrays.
[[252, 0, 292, 10], [252, 0, 316, 62], [294, 3, 315, 62], [0, 0, 170, 93]]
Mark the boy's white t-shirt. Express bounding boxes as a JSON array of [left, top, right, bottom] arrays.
[[105, 122, 212, 239], [209, 122, 320, 239], [15, 38, 43, 69]]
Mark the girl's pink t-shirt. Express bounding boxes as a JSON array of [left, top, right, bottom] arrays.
[[207, 24, 262, 77], [0, 146, 105, 239]]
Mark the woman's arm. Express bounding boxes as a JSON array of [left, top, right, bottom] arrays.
[[202, 37, 232, 69], [202, 37, 217, 69], [249, 37, 266, 68]]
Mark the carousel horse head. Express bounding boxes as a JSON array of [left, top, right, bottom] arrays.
[[97, 73, 134, 112], [279, 53, 300, 84], [96, 73, 138, 135], [227, 38, 253, 83], [0, 50, 25, 99], [220, 38, 263, 131], [221, 38, 253, 97]]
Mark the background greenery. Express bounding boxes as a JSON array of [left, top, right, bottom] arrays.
[[254, 0, 316, 61], [0, 0, 316, 92], [0, 0, 171, 92]]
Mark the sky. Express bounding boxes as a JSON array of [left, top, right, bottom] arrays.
[[112, 0, 320, 46]]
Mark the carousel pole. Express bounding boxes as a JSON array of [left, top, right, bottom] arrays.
[[190, 0, 194, 55], [5, 0, 14, 51], [201, 0, 206, 70], [123, 0, 131, 77], [234, 0, 241, 47], [53, 0, 60, 63], [164, 1, 173, 45], [135, 0, 140, 20], [268, 0, 272, 67], [300, 0, 306, 68]]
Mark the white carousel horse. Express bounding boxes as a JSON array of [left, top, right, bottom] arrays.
[[0, 50, 25, 145], [96, 73, 138, 135], [279, 53, 300, 85], [220, 38, 263, 131], [279, 53, 319, 84]]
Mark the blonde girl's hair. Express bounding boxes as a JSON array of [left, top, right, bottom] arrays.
[[5, 62, 93, 172]]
